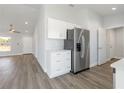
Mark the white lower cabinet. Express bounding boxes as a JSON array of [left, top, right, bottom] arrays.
[[47, 50, 71, 78]]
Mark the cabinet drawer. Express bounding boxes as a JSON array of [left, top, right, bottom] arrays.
[[52, 52, 63, 58], [52, 59, 64, 66], [53, 68, 63, 74], [65, 56, 71, 61], [47, 50, 71, 78], [64, 51, 71, 57], [65, 60, 71, 68], [65, 53, 71, 61], [65, 51, 71, 54], [51, 63, 64, 74], [65, 56, 71, 69]]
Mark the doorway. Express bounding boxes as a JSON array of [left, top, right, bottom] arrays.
[[106, 27, 124, 60]]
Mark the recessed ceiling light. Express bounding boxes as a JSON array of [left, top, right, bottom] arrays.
[[25, 21, 28, 24], [112, 8, 117, 11], [69, 4, 75, 7]]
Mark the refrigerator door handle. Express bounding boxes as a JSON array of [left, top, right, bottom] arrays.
[[81, 35, 85, 58]]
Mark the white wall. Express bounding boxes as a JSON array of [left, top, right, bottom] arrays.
[[0, 33, 33, 56], [33, 27, 39, 58], [114, 28, 124, 58], [22, 35, 33, 54], [33, 4, 103, 72], [33, 5, 46, 70], [86, 10, 103, 67], [103, 13, 124, 29]]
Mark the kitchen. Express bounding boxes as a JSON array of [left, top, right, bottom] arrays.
[[33, 4, 124, 89], [0, 4, 124, 89]]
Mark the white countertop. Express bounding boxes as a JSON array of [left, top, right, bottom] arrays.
[[47, 49, 71, 52], [111, 58, 124, 70]]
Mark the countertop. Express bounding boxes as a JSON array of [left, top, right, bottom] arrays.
[[111, 58, 124, 70], [47, 49, 71, 52]]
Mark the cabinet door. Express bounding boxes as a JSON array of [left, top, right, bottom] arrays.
[[64, 51, 71, 71], [48, 18, 67, 39], [48, 18, 60, 39]]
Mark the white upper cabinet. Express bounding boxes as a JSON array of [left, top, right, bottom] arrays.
[[48, 18, 67, 39], [48, 18, 74, 39]]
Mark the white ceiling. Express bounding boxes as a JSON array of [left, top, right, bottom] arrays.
[[25, 4, 41, 10], [77, 4, 124, 16], [0, 4, 40, 34], [0, 4, 124, 35], [32, 4, 124, 16], [25, 4, 124, 17]]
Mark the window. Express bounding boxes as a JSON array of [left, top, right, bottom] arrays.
[[0, 37, 11, 52]]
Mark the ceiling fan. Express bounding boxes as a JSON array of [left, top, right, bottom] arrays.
[[9, 24, 21, 33]]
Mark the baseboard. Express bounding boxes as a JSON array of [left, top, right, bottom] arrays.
[[0, 52, 33, 57], [0, 53, 23, 57], [106, 58, 112, 61], [33, 54, 47, 73], [112, 56, 123, 59], [21, 52, 33, 54]]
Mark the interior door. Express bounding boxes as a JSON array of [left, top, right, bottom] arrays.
[[110, 31, 115, 58], [97, 28, 107, 65], [106, 30, 115, 59], [106, 31, 111, 60]]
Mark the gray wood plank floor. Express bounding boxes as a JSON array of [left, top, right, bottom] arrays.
[[0, 54, 117, 89]]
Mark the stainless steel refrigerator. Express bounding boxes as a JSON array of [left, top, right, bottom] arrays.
[[64, 27, 90, 73]]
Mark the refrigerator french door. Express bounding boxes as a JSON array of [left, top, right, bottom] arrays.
[[64, 27, 90, 73]]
